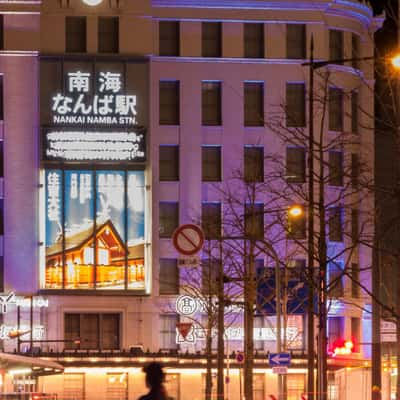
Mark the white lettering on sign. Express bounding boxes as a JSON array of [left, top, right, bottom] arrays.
[[47, 172, 61, 222], [0, 293, 49, 314], [46, 131, 145, 162], [52, 71, 137, 125]]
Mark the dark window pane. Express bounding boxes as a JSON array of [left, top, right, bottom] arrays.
[[159, 145, 179, 181], [0, 76, 4, 120], [351, 91, 359, 134], [0, 199, 3, 236], [159, 81, 180, 125], [0, 15, 4, 51], [159, 21, 180, 56], [351, 153, 359, 188], [329, 30, 343, 64], [101, 314, 119, 350], [351, 317, 361, 352], [245, 203, 264, 239], [202, 202, 221, 239], [202, 146, 221, 182], [202, 258, 220, 295], [159, 259, 179, 295], [66, 17, 86, 53], [202, 22, 221, 57], [159, 202, 179, 238], [244, 82, 264, 126], [351, 263, 360, 298], [286, 147, 305, 183], [328, 262, 343, 297], [65, 314, 80, 350], [98, 17, 119, 53], [329, 88, 343, 131], [328, 316, 344, 350], [352, 34, 360, 69], [244, 23, 264, 58], [328, 151, 343, 186], [329, 207, 343, 242], [244, 146, 264, 182], [286, 24, 306, 59], [286, 83, 306, 127], [0, 141, 3, 177], [202, 82, 221, 126], [351, 209, 359, 244], [81, 314, 99, 349]]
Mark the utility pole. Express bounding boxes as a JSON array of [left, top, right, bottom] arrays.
[[307, 35, 316, 400], [217, 240, 225, 400]]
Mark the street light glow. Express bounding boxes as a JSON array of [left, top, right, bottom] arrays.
[[288, 205, 303, 217], [391, 54, 400, 69]]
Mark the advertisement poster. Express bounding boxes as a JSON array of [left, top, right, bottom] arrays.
[[45, 169, 145, 290]]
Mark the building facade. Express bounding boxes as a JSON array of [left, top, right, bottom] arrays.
[[0, 0, 381, 399]]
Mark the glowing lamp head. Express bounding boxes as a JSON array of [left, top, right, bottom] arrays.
[[392, 54, 400, 69], [82, 0, 103, 5], [288, 205, 303, 218]]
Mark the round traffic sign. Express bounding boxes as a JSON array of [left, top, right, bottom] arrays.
[[172, 224, 204, 256], [236, 352, 244, 363]]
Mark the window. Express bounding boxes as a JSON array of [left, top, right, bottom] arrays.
[[202, 146, 221, 182], [165, 374, 180, 400], [329, 207, 343, 242], [244, 82, 264, 126], [64, 374, 85, 400], [159, 81, 180, 125], [328, 262, 343, 297], [44, 170, 145, 290], [0, 199, 3, 236], [202, 202, 221, 239], [107, 373, 128, 400], [244, 146, 264, 182], [329, 87, 343, 131], [244, 23, 264, 58], [286, 24, 306, 59], [202, 258, 220, 294], [329, 30, 343, 64], [286, 147, 305, 183], [202, 22, 222, 57], [351, 263, 360, 298], [351, 317, 361, 352], [328, 316, 344, 350], [328, 151, 343, 186], [202, 81, 222, 126], [352, 34, 360, 69], [0, 75, 4, 120], [253, 374, 265, 400], [287, 207, 306, 239], [98, 17, 119, 53], [245, 203, 264, 239], [254, 315, 265, 351], [351, 153, 359, 188], [0, 15, 4, 51], [159, 145, 179, 181], [351, 209, 359, 244], [159, 21, 180, 56], [351, 91, 359, 134], [66, 17, 86, 53], [287, 374, 305, 400], [65, 313, 120, 350], [159, 259, 179, 295], [286, 83, 306, 127], [159, 314, 178, 350], [159, 202, 179, 238]]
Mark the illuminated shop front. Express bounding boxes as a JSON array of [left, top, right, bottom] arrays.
[[40, 57, 148, 291]]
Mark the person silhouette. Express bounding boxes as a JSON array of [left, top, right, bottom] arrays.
[[138, 362, 168, 400]]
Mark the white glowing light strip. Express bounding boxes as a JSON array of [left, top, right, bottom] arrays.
[[8, 368, 32, 376], [46, 131, 145, 161]]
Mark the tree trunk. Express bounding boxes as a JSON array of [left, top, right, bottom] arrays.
[[205, 311, 213, 400]]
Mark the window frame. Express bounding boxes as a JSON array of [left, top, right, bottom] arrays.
[[159, 201, 179, 239], [244, 82, 264, 126], [202, 202, 222, 239], [202, 146, 222, 182], [159, 145, 179, 182], [244, 23, 264, 58], [286, 82, 306, 128], [244, 146, 264, 182], [202, 81, 222, 126], [159, 80, 180, 126], [65, 16, 87, 53], [159, 21, 180, 57], [286, 24, 306, 59], [286, 147, 306, 183], [159, 258, 179, 295], [202, 22, 222, 57], [98, 16, 119, 54]]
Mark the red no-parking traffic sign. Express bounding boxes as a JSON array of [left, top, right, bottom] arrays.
[[172, 224, 204, 256]]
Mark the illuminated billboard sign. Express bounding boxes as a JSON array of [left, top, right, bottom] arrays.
[[40, 58, 148, 163], [44, 169, 145, 290], [44, 129, 145, 162]]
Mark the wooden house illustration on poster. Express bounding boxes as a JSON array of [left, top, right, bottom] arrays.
[[45, 219, 145, 289]]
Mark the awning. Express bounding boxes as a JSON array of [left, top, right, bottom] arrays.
[[0, 353, 64, 376]]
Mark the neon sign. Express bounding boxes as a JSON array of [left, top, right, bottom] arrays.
[[0, 325, 45, 341], [52, 71, 136, 126], [0, 293, 49, 314]]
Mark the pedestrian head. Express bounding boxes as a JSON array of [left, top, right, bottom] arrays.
[[143, 362, 165, 389]]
